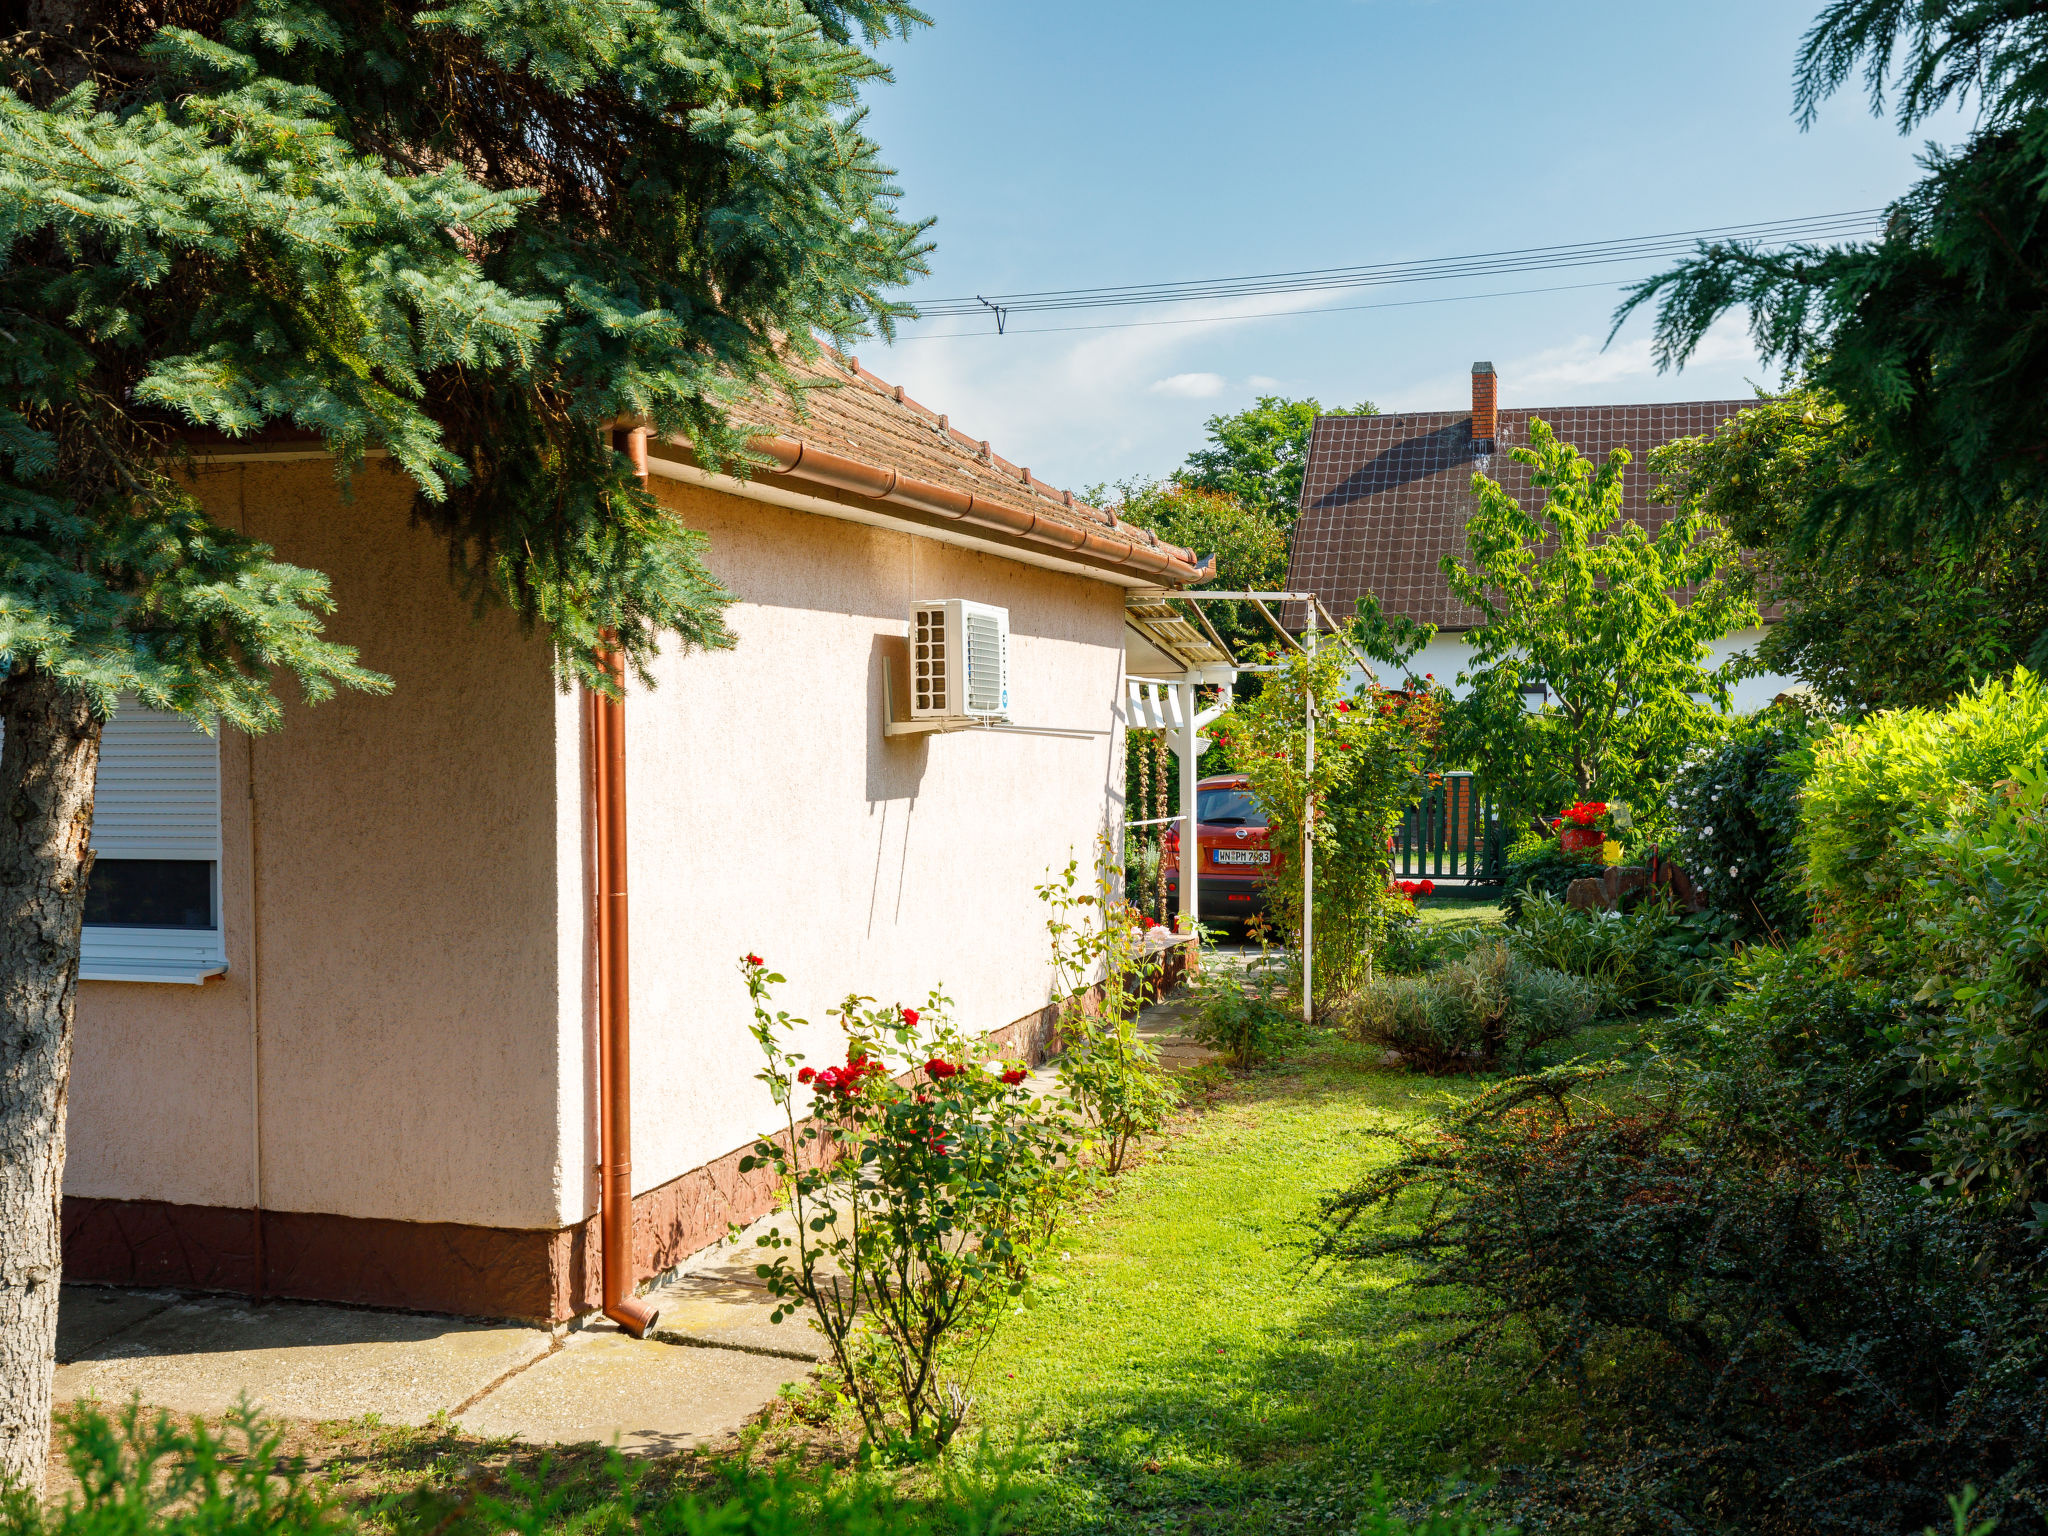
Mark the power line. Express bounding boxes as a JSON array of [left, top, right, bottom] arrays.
[[884, 277, 1637, 343], [905, 210, 1882, 325]]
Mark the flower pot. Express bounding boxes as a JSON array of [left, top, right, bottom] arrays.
[[1560, 826, 1604, 854]]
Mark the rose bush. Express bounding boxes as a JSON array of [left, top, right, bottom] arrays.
[[739, 959, 1075, 1452]]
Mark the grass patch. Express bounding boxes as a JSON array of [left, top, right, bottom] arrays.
[[954, 1036, 1579, 1534]]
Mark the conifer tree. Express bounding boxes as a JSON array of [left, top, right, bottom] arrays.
[[0, 0, 929, 1485]]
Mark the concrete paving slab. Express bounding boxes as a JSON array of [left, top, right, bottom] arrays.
[[456, 1328, 811, 1452], [57, 1287, 175, 1365], [645, 1274, 824, 1361], [55, 1297, 551, 1425]]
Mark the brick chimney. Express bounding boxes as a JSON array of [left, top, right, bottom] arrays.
[[1471, 362, 1497, 449]]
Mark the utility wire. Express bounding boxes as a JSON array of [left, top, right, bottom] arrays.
[[886, 277, 1636, 343], [907, 210, 1883, 325]]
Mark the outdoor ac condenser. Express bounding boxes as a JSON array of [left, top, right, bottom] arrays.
[[909, 599, 1010, 720]]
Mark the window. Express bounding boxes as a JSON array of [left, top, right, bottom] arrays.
[[1196, 787, 1264, 826], [79, 702, 226, 984]]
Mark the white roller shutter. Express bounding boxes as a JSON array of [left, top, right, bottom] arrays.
[[78, 699, 227, 985], [92, 706, 222, 860]]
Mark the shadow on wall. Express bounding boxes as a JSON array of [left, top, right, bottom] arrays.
[[867, 634, 928, 938]]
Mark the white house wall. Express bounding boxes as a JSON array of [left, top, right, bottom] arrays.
[[1352, 626, 1794, 716], [557, 478, 1129, 1225]]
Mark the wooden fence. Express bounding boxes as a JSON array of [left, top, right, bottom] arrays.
[[1394, 772, 1506, 883]]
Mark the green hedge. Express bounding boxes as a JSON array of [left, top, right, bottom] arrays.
[[1799, 668, 2048, 1206]]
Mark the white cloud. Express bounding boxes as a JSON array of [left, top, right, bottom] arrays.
[[1511, 312, 1760, 396], [1248, 374, 1282, 388], [1148, 371, 1226, 399]]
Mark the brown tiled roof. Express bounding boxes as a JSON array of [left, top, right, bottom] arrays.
[[1287, 401, 1755, 631], [737, 351, 1201, 575]]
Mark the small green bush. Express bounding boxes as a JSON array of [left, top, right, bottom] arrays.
[[1663, 703, 1817, 939], [1500, 833, 1599, 920], [1504, 893, 1677, 1011], [1340, 939, 1601, 1072], [1186, 963, 1298, 1068]]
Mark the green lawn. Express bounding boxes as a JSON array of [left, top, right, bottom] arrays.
[[959, 1035, 1585, 1535]]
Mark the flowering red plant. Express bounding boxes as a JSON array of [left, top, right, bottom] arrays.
[[738, 961, 1077, 1450], [1559, 801, 1609, 828]]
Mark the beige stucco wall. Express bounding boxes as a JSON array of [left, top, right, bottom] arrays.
[[559, 480, 1129, 1221], [67, 458, 1131, 1240], [66, 458, 573, 1230]]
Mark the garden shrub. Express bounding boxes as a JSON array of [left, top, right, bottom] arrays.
[[1378, 909, 1494, 975], [1310, 1067, 2048, 1536], [1799, 669, 2048, 1206], [1340, 939, 1600, 1071], [15, 1402, 1030, 1536], [1185, 962, 1298, 1068], [1663, 702, 1817, 939], [1653, 940, 1946, 1172], [1503, 893, 1681, 1012], [1800, 667, 2048, 965], [1500, 831, 1598, 920], [1038, 852, 1180, 1174], [741, 963, 1073, 1451]]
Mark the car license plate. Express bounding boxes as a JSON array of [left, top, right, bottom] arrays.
[[1214, 849, 1270, 866]]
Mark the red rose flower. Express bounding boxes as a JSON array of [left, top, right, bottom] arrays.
[[901, 1007, 920, 1028], [1420, 879, 1436, 896], [1000, 1068, 1028, 1086], [745, 953, 764, 967], [924, 1059, 960, 1080], [1336, 701, 1350, 712], [796, 1067, 816, 1084]]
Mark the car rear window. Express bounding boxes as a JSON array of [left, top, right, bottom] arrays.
[[1197, 787, 1264, 825]]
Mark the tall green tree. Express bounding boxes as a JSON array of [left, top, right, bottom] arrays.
[[1652, 387, 2048, 712], [0, 0, 928, 1485], [1442, 420, 1755, 827], [1177, 395, 1375, 534], [1619, 0, 2048, 556]]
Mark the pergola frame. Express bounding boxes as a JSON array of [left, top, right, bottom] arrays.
[[1128, 590, 1369, 1020]]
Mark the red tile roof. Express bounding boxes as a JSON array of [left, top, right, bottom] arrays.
[[733, 351, 1205, 582], [1287, 401, 1755, 631]]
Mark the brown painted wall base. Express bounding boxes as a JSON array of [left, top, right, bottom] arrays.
[[63, 997, 1076, 1323]]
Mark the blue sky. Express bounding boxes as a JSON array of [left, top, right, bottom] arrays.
[[853, 1, 1969, 495]]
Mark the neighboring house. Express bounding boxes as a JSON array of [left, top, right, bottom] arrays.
[[63, 353, 1210, 1326], [1287, 363, 1794, 711]]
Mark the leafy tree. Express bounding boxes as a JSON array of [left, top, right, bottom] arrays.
[[0, 0, 928, 1486], [1442, 420, 1755, 829], [1619, 0, 2048, 556], [1651, 387, 2048, 712], [1177, 395, 1375, 534]]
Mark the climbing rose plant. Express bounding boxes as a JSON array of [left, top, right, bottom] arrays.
[[738, 959, 1073, 1452], [1218, 646, 1439, 999]]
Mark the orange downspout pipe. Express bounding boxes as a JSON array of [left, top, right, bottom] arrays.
[[594, 426, 659, 1338]]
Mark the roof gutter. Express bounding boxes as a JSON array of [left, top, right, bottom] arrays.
[[700, 434, 1212, 586], [592, 426, 659, 1339]]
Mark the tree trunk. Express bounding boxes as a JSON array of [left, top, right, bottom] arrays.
[[0, 674, 100, 1492]]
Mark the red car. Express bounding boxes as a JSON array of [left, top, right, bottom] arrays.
[[1162, 773, 1282, 922]]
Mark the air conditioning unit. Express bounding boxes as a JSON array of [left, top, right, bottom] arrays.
[[909, 599, 1010, 720]]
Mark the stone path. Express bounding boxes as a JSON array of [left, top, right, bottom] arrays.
[[52, 1229, 823, 1460], [50, 976, 1233, 1468]]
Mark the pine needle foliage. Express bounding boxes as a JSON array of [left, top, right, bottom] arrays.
[[2, 0, 933, 707], [1616, 0, 2048, 558]]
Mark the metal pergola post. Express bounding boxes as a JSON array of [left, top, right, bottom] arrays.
[[1301, 606, 1317, 1022]]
